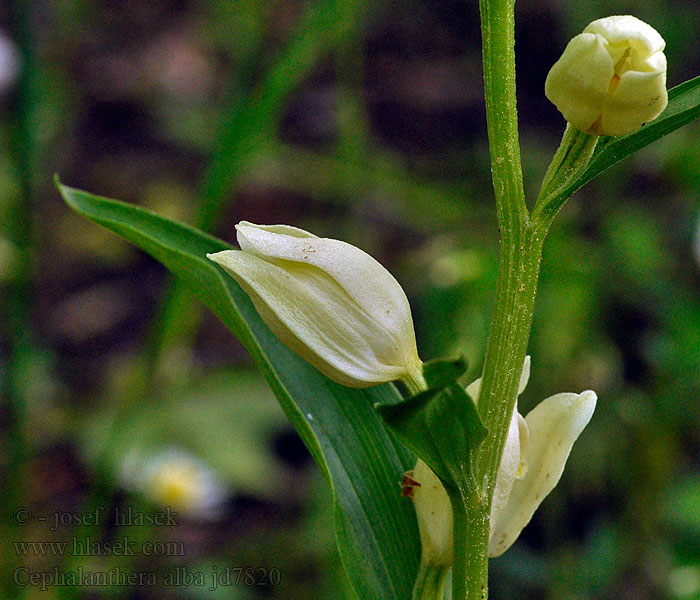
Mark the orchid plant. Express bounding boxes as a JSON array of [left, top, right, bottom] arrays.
[[57, 3, 700, 599]]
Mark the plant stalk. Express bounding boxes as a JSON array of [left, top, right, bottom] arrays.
[[401, 367, 429, 397], [532, 125, 598, 224], [475, 0, 530, 488], [450, 488, 489, 600], [449, 0, 540, 597]]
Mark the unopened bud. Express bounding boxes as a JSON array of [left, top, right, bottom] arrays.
[[545, 15, 667, 136], [208, 222, 424, 389]]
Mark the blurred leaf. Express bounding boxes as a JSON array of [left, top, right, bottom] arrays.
[[665, 476, 700, 536], [82, 369, 289, 497], [199, 0, 371, 230], [57, 180, 420, 600], [250, 143, 469, 231]]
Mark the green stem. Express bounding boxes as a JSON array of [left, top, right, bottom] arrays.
[[411, 562, 449, 600], [458, 0, 537, 596], [465, 118, 593, 593], [475, 0, 531, 494], [449, 488, 489, 600], [453, 222, 546, 600], [400, 366, 429, 397], [470, 127, 598, 495], [474, 221, 547, 477], [532, 125, 598, 224], [478, 0, 527, 226]]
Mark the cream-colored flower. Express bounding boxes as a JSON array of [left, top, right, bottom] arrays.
[[545, 15, 667, 136], [208, 222, 424, 389], [410, 358, 596, 563], [121, 448, 227, 519]]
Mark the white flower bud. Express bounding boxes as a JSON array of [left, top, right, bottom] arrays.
[[545, 15, 667, 136], [208, 222, 424, 389], [410, 460, 454, 566], [409, 359, 596, 561]]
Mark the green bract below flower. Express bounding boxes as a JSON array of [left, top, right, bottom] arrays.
[[545, 15, 667, 136], [207, 222, 425, 389], [410, 358, 597, 564]]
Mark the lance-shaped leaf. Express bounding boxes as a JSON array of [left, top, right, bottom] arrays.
[[56, 179, 420, 600]]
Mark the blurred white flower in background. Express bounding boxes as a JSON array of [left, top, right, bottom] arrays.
[[668, 564, 700, 599], [121, 448, 228, 519], [0, 31, 20, 94]]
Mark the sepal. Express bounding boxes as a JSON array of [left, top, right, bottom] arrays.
[[488, 390, 597, 556]]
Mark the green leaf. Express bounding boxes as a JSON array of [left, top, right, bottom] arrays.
[[394, 356, 468, 400], [567, 75, 700, 196], [56, 178, 420, 600], [376, 384, 487, 492], [422, 356, 469, 392]]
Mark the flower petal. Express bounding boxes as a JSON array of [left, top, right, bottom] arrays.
[[235, 222, 415, 340], [518, 355, 531, 395], [412, 459, 454, 566], [584, 15, 665, 56], [516, 412, 530, 478], [237, 221, 319, 242], [547, 16, 667, 136], [601, 66, 667, 136], [545, 32, 614, 133], [466, 355, 531, 402], [488, 390, 597, 557], [207, 249, 408, 386], [489, 405, 521, 529]]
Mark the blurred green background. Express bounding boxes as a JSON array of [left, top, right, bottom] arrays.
[[1, 0, 700, 598]]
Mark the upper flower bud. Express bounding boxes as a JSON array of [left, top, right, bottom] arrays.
[[207, 222, 424, 389], [545, 15, 667, 136]]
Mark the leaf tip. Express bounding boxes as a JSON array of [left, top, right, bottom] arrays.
[[54, 174, 76, 208]]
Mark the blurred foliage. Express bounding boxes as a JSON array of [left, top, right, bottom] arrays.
[[80, 369, 290, 497], [1, 0, 699, 598]]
